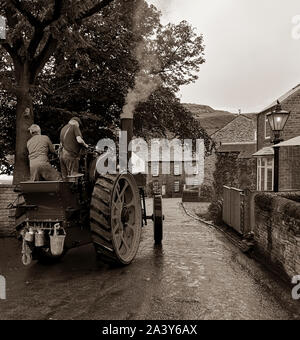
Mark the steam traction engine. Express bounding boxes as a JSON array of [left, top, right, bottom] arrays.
[[14, 116, 164, 266]]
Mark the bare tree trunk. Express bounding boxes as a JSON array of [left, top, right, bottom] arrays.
[[13, 64, 34, 185]]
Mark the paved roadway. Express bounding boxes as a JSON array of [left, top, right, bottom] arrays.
[[0, 198, 299, 320]]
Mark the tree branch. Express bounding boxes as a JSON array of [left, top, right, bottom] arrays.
[[42, 0, 64, 27], [29, 0, 63, 59], [3, 6, 25, 59], [28, 28, 44, 59], [8, 0, 41, 27], [4, 4, 18, 28], [75, 0, 115, 24], [31, 35, 58, 82]]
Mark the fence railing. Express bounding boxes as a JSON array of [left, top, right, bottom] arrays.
[[223, 186, 245, 234]]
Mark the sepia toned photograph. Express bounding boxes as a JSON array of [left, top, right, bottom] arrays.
[[0, 0, 299, 324]]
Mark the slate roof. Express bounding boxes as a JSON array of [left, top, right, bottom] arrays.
[[273, 136, 300, 148], [252, 147, 274, 157], [217, 143, 257, 159], [211, 113, 257, 138], [260, 84, 300, 114]]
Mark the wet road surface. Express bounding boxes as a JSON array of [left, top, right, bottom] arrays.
[[0, 198, 299, 320]]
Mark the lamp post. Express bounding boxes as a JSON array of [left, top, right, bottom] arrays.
[[266, 101, 290, 192]]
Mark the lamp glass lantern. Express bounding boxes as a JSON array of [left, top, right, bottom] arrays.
[[266, 102, 290, 141], [266, 101, 290, 193]]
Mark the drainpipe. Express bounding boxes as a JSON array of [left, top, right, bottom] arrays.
[[273, 134, 282, 193], [273, 145, 280, 193]]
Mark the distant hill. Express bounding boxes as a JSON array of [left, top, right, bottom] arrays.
[[183, 104, 236, 136]]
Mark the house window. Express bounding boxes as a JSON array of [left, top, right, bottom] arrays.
[[193, 177, 200, 186], [174, 181, 180, 193], [174, 163, 181, 176], [265, 116, 271, 140], [257, 157, 274, 191], [152, 162, 159, 177], [153, 180, 160, 194]]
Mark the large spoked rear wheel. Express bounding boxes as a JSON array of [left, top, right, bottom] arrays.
[[90, 173, 142, 266], [153, 195, 163, 245]]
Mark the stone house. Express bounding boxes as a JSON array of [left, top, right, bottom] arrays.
[[146, 155, 202, 198], [203, 114, 257, 195], [254, 83, 300, 191], [217, 86, 300, 280], [131, 139, 203, 198]]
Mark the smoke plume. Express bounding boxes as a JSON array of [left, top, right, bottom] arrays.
[[121, 0, 161, 120]]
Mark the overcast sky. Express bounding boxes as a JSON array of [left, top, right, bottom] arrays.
[[147, 0, 300, 113]]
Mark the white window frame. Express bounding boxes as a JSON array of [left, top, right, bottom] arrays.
[[265, 116, 271, 140], [257, 157, 274, 191], [152, 162, 159, 177], [174, 163, 181, 176], [193, 163, 199, 175], [193, 177, 200, 186], [174, 181, 180, 193]]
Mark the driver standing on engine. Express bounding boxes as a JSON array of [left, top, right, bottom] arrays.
[[59, 117, 89, 180], [27, 124, 61, 181]]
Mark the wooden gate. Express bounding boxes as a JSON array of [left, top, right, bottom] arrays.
[[223, 186, 244, 234]]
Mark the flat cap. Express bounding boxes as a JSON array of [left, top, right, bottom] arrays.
[[70, 117, 83, 126]]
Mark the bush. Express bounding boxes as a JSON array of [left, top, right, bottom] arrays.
[[281, 193, 300, 203], [282, 201, 300, 220], [256, 193, 300, 221], [255, 193, 275, 212], [199, 184, 213, 202], [208, 199, 223, 225], [213, 153, 239, 200]]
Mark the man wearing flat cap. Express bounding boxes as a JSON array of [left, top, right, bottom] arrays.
[[59, 117, 88, 180], [27, 124, 61, 181]]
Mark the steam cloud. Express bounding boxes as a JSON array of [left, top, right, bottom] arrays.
[[121, 0, 161, 120]]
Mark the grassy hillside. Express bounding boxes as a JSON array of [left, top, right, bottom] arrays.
[[183, 104, 236, 136]]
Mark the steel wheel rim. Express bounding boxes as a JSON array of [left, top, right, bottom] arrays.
[[111, 175, 141, 263]]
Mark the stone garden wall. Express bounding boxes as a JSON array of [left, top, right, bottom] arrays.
[[0, 185, 17, 237]]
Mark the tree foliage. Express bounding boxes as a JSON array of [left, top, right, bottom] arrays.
[[0, 0, 116, 182], [0, 0, 210, 177]]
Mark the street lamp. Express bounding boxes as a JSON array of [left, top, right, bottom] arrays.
[[266, 101, 290, 192]]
